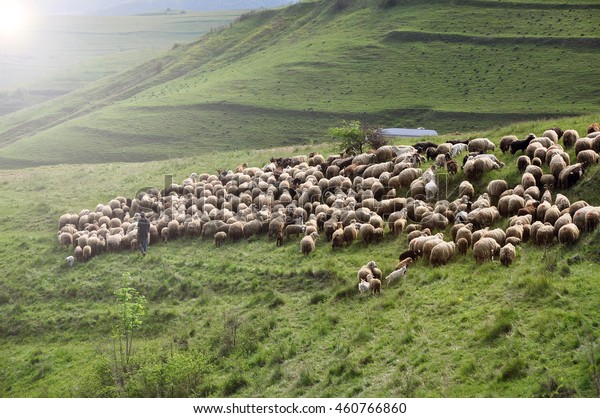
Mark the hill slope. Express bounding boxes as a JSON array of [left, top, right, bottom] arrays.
[[0, 0, 599, 168], [1, 114, 600, 397]]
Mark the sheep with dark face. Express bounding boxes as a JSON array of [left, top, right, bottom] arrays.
[[558, 163, 585, 189]]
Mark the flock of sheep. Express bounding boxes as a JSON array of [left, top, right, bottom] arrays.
[[58, 123, 600, 295]]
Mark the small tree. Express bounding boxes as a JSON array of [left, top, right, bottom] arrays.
[[328, 120, 387, 155], [111, 274, 147, 394]]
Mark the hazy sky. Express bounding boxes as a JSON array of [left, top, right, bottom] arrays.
[[20, 0, 297, 15]]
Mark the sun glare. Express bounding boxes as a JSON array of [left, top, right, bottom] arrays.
[[0, 0, 29, 37]]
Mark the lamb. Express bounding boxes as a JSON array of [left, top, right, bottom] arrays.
[[473, 237, 501, 263], [499, 243, 516, 267], [214, 231, 227, 247], [65, 255, 75, 268], [395, 257, 413, 270], [300, 231, 319, 256], [398, 249, 421, 262], [385, 265, 408, 286], [358, 278, 371, 296], [368, 274, 381, 295]]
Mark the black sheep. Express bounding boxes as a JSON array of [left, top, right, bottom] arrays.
[[509, 133, 536, 155]]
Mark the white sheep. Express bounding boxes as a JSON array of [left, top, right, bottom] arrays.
[[65, 256, 75, 268], [385, 265, 408, 286], [358, 278, 371, 296]]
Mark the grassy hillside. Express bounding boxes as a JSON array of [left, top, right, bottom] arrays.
[[0, 0, 599, 168], [1, 114, 600, 397]]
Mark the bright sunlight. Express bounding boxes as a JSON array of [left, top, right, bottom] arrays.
[[0, 0, 30, 37]]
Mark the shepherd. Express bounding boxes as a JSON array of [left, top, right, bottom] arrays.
[[137, 212, 150, 257]]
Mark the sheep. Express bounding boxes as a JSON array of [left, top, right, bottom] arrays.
[[358, 278, 371, 296], [284, 223, 305, 239], [558, 223, 580, 245], [574, 137, 593, 155], [473, 237, 501, 263], [73, 246, 84, 262], [300, 232, 319, 256], [65, 255, 75, 268], [535, 223, 556, 246], [368, 274, 381, 295], [429, 241, 455, 267], [468, 137, 495, 153], [357, 261, 378, 283], [459, 181, 475, 200], [331, 228, 345, 250], [499, 243, 516, 267], [500, 135, 517, 153], [359, 223, 376, 245], [228, 221, 244, 242], [562, 129, 579, 148], [398, 249, 421, 262], [58, 232, 73, 248], [510, 133, 536, 154], [83, 245, 92, 262], [214, 231, 227, 247], [506, 222, 525, 243], [462, 157, 500, 181], [385, 265, 408, 286], [457, 237, 469, 256], [587, 123, 600, 135], [558, 163, 585, 189], [395, 257, 413, 271], [483, 228, 506, 247], [486, 179, 508, 202], [576, 149, 599, 167]]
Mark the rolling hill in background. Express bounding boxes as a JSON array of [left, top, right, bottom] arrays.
[[0, 0, 599, 169]]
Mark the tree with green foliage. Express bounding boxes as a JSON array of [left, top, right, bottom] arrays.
[[328, 120, 386, 155]]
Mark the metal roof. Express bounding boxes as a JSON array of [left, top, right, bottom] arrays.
[[380, 128, 438, 137]]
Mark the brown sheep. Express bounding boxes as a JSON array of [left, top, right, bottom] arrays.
[[587, 123, 600, 135], [395, 257, 413, 270], [368, 274, 381, 295]]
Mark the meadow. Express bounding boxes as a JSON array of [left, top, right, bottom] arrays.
[[1, 113, 600, 397], [0, 0, 599, 168]]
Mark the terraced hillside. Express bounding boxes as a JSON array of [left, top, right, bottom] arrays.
[[0, 0, 598, 168]]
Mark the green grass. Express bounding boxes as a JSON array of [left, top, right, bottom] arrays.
[[0, 0, 599, 167], [1, 112, 600, 397]]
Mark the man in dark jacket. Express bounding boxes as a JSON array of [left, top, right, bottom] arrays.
[[137, 212, 151, 256]]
